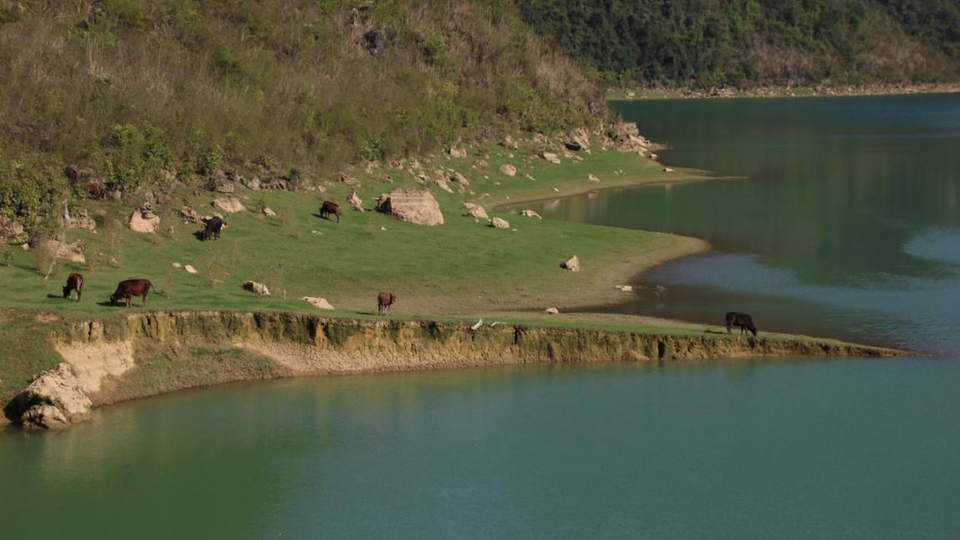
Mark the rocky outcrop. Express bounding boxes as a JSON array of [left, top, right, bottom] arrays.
[[376, 188, 444, 226], [611, 121, 652, 156], [212, 197, 245, 213], [42, 239, 86, 263], [0, 216, 25, 241], [12, 363, 92, 429], [67, 209, 97, 233]]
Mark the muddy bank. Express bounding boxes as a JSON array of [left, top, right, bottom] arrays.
[[5, 310, 903, 429]]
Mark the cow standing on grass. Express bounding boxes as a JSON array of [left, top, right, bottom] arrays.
[[63, 273, 84, 302], [320, 201, 342, 223], [378, 292, 397, 315], [202, 215, 224, 241], [726, 312, 758, 337], [110, 279, 153, 308]]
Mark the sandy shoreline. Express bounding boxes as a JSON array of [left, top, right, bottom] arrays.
[[612, 82, 960, 101]]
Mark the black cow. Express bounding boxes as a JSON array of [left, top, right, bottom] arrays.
[[63, 273, 84, 302], [202, 215, 223, 241], [110, 279, 153, 308], [320, 201, 342, 223], [726, 312, 758, 337]]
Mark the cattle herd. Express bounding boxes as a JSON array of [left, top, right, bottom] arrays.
[[52, 200, 759, 334]]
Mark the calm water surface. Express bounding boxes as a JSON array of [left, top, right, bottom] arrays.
[[5, 95, 960, 538], [529, 94, 960, 355]]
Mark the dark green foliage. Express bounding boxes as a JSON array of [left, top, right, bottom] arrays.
[[516, 0, 960, 88], [0, 0, 599, 215]]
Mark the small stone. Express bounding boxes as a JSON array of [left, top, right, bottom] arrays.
[[499, 164, 517, 177], [184, 265, 198, 274], [172, 262, 182, 268], [615, 285, 634, 292], [242, 281, 271, 296], [545, 307, 559, 315], [302, 296, 335, 310], [448, 147, 467, 158], [663, 167, 673, 172], [262, 207, 277, 218], [521, 209, 542, 219], [541, 152, 561, 165], [587, 174, 600, 182], [490, 217, 510, 229]]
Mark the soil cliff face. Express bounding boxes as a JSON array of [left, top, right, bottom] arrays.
[[9, 310, 898, 429]]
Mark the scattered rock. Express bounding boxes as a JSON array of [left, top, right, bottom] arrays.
[[375, 188, 444, 226], [180, 206, 203, 224], [311, 230, 323, 236], [499, 164, 517, 177], [521, 209, 542, 219], [0, 216, 25, 241], [561, 255, 580, 272], [302, 296, 335, 310], [67, 209, 97, 233], [587, 174, 600, 183], [261, 207, 277, 218], [490, 217, 510, 229], [184, 265, 198, 274], [339, 173, 361, 189], [448, 147, 467, 158], [451, 173, 469, 186], [42, 239, 86, 263], [615, 285, 634, 292], [464, 203, 489, 220], [172, 262, 182, 268], [566, 128, 591, 151], [212, 197, 245, 213], [545, 307, 560, 315], [242, 281, 271, 296], [663, 167, 673, 173], [611, 121, 652, 156], [20, 243, 29, 250], [13, 363, 92, 429], [541, 152, 561, 165], [242, 175, 262, 190], [499, 135, 519, 150], [564, 141, 582, 152], [435, 178, 454, 193], [348, 190, 364, 212]]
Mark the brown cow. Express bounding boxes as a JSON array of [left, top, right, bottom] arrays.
[[320, 201, 342, 223], [62, 273, 84, 302], [110, 279, 153, 308], [378, 292, 397, 315], [726, 312, 758, 337]]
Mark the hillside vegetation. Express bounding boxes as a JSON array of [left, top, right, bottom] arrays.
[[0, 0, 599, 234], [516, 0, 960, 89]]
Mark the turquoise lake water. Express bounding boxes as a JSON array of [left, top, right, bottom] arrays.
[[3, 95, 959, 538]]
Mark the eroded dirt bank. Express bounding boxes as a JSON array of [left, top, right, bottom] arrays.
[[9, 310, 902, 429]]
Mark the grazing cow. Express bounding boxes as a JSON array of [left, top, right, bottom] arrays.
[[378, 292, 397, 315], [202, 215, 224, 241], [320, 201, 342, 223], [726, 312, 758, 337], [62, 273, 84, 302], [87, 181, 103, 201], [110, 279, 153, 308]]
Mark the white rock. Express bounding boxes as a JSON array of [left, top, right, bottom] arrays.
[[465, 204, 489, 220], [262, 207, 277, 217], [212, 197, 245, 213], [184, 265, 198, 274], [302, 296, 335, 310], [348, 190, 365, 212], [545, 307, 560, 315], [172, 262, 182, 268], [242, 281, 271, 296], [42, 240, 86, 263], [587, 174, 600, 182], [128, 211, 161, 233], [663, 167, 673, 172], [448, 147, 467, 158], [490, 217, 510, 229], [375, 188, 444, 226], [615, 285, 634, 292], [521, 209, 542, 219], [499, 164, 517, 177], [542, 152, 561, 165], [561, 255, 580, 272]]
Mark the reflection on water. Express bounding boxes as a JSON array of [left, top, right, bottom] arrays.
[[4, 360, 960, 538], [523, 94, 960, 354]]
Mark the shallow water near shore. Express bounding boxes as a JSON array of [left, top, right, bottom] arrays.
[[3, 358, 959, 538], [531, 93, 960, 355]]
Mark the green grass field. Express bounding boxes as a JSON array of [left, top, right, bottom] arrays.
[[0, 141, 699, 319]]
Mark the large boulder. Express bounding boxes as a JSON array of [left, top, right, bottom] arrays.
[[13, 363, 92, 429], [128, 209, 161, 233], [375, 188, 444, 226], [212, 197, 245, 213], [561, 255, 580, 272]]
